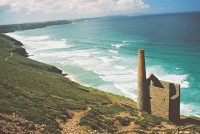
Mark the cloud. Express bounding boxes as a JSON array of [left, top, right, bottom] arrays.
[[0, 5, 11, 13], [0, 0, 149, 16]]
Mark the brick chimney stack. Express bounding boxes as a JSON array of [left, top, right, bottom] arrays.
[[137, 49, 147, 110]]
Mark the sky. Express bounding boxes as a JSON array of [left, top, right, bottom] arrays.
[[0, 0, 200, 25]]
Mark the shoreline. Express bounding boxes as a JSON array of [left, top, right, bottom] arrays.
[[63, 72, 88, 87], [3, 31, 200, 118]]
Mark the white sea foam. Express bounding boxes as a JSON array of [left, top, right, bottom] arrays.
[[146, 66, 190, 88], [94, 56, 114, 63], [112, 56, 122, 59], [111, 44, 123, 48], [181, 103, 200, 117], [159, 74, 189, 88], [181, 81, 190, 88], [39, 49, 99, 59], [111, 41, 127, 48], [114, 83, 137, 100], [27, 40, 69, 50], [65, 74, 78, 83], [26, 36, 50, 41], [6, 33, 49, 42], [100, 74, 134, 83], [6, 33, 70, 53], [61, 39, 66, 41], [115, 65, 128, 69], [109, 49, 119, 53]]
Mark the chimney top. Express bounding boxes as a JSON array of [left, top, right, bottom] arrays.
[[138, 49, 144, 53]]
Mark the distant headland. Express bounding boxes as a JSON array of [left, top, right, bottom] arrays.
[[0, 19, 86, 33]]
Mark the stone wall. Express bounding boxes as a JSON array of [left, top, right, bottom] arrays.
[[169, 83, 180, 122], [147, 74, 180, 121], [149, 86, 170, 119]]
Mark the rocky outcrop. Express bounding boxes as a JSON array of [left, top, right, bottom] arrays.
[[12, 48, 28, 57], [47, 66, 62, 74]]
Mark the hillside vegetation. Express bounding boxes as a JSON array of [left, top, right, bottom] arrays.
[[0, 33, 200, 134], [0, 20, 74, 33]]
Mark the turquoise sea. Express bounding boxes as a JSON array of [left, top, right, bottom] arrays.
[[7, 12, 200, 117]]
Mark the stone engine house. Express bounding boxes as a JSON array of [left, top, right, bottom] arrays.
[[137, 49, 180, 122]]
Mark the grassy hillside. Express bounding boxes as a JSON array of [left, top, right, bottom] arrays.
[[0, 33, 200, 134], [0, 19, 87, 33], [0, 20, 72, 33]]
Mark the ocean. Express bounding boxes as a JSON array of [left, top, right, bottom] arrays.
[[7, 12, 200, 117]]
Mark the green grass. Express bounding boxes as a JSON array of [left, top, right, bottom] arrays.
[[79, 109, 116, 133], [79, 103, 138, 133], [93, 103, 138, 117], [116, 116, 133, 126], [0, 58, 111, 133]]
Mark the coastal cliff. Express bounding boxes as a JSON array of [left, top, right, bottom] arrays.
[[0, 20, 74, 33], [0, 34, 200, 134]]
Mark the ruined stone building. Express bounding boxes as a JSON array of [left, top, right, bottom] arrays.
[[137, 49, 180, 122]]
